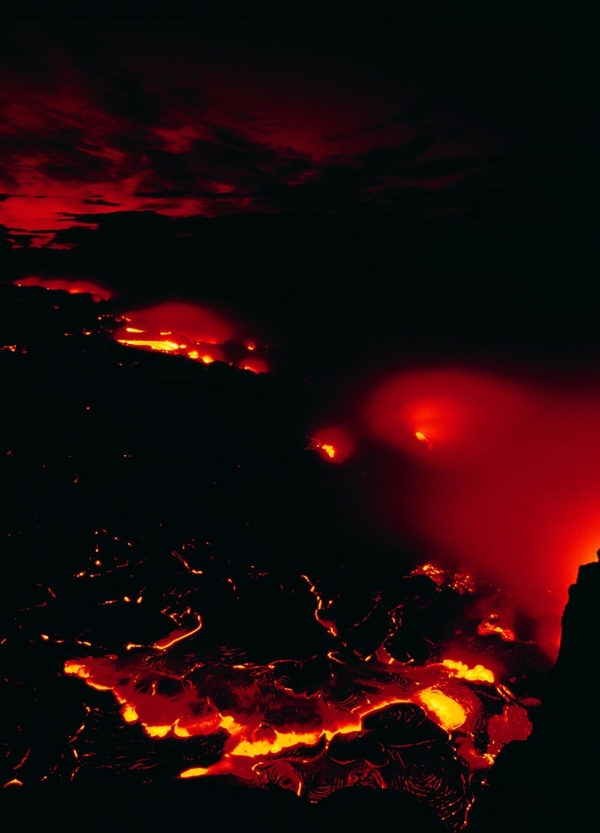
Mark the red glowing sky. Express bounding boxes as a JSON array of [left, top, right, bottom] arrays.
[[0, 22, 591, 247]]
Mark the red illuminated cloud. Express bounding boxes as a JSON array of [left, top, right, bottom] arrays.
[[0, 23, 321, 244], [365, 368, 531, 462], [14, 276, 112, 301], [239, 357, 269, 374], [119, 302, 234, 346], [0, 22, 493, 248], [362, 367, 600, 653]]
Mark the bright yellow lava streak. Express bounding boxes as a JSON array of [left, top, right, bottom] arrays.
[[442, 659, 495, 683], [122, 704, 139, 723], [416, 688, 466, 731], [230, 731, 323, 758], [117, 339, 184, 352], [181, 767, 210, 779], [152, 615, 203, 651], [64, 661, 90, 679], [145, 725, 172, 738]]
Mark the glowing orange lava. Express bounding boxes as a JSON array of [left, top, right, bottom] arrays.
[[310, 426, 354, 463], [478, 616, 516, 642], [415, 689, 466, 731], [441, 659, 495, 684], [415, 431, 434, 450], [61, 554, 535, 825], [64, 597, 531, 796], [65, 649, 521, 775], [114, 302, 268, 373], [64, 630, 531, 794]]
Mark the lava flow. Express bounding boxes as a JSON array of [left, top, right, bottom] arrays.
[[115, 302, 269, 373], [63, 562, 535, 829], [11, 280, 269, 373]]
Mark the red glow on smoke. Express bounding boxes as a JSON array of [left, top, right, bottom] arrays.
[[114, 302, 269, 373], [363, 367, 600, 655], [118, 302, 234, 345], [311, 426, 354, 463], [14, 276, 112, 301], [365, 368, 529, 462], [239, 357, 269, 374], [415, 431, 434, 450]]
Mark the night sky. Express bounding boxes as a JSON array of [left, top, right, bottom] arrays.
[[1, 22, 594, 281], [1, 20, 599, 650]]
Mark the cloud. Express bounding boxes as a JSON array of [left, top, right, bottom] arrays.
[[80, 198, 122, 206], [447, 139, 598, 224], [361, 113, 405, 135], [0, 22, 591, 249]]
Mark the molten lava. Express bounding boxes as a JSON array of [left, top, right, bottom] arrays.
[[478, 615, 516, 642], [64, 646, 526, 780], [415, 431, 434, 449], [310, 426, 354, 463], [115, 302, 268, 373], [63, 559, 533, 829]]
